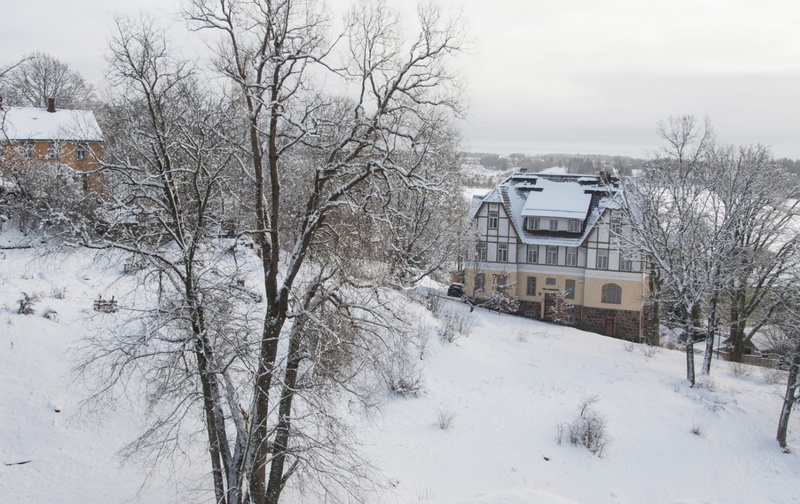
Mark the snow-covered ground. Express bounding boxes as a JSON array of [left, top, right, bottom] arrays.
[[1, 245, 798, 504]]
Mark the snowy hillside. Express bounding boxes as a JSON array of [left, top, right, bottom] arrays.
[[1, 245, 799, 504]]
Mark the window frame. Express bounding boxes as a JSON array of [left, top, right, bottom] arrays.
[[527, 246, 538, 264], [75, 142, 87, 161], [601, 283, 622, 304], [525, 217, 540, 231], [526, 276, 537, 296], [545, 277, 556, 286], [546, 245, 558, 265], [476, 242, 487, 262], [568, 219, 581, 233], [565, 279, 576, 299], [497, 243, 508, 262], [475, 273, 486, 291], [22, 141, 34, 159], [620, 258, 632, 271], [488, 211, 499, 229], [566, 247, 578, 266], [47, 141, 60, 160], [549, 219, 559, 231], [596, 249, 609, 270]]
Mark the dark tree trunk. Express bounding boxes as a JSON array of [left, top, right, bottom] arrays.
[[777, 341, 800, 449]]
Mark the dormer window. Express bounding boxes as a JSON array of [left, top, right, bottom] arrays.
[[525, 217, 539, 231], [549, 219, 558, 231], [568, 219, 580, 233]]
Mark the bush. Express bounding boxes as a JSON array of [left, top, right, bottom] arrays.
[[436, 408, 456, 430], [557, 395, 609, 457], [17, 292, 39, 315], [382, 352, 423, 398], [479, 291, 519, 314], [439, 310, 474, 343], [729, 362, 752, 377]]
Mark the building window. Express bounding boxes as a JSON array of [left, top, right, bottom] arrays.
[[597, 249, 609, 270], [488, 211, 499, 229], [525, 217, 540, 231], [22, 142, 34, 159], [565, 279, 576, 299], [566, 314, 575, 325], [620, 258, 632, 271], [526, 276, 537, 296], [495, 274, 507, 293], [497, 243, 508, 262], [549, 219, 558, 231], [82, 173, 90, 192], [566, 247, 578, 266], [546, 277, 556, 286], [601, 283, 622, 304], [75, 142, 87, 161], [47, 141, 60, 160], [476, 242, 487, 261], [527, 246, 538, 263], [568, 219, 580, 233], [546, 245, 558, 265], [475, 273, 485, 292], [610, 219, 622, 235]]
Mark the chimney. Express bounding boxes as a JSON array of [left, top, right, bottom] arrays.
[[47, 98, 56, 113]]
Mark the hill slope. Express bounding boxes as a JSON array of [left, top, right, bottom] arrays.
[[1, 246, 798, 504]]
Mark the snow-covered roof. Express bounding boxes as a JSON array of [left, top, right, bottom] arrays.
[[520, 177, 593, 219], [1, 106, 103, 142], [475, 172, 620, 247]]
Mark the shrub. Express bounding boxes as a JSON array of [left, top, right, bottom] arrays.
[[382, 353, 423, 398], [436, 408, 456, 430], [557, 395, 609, 457], [439, 310, 474, 343], [17, 292, 39, 315], [729, 362, 752, 377]]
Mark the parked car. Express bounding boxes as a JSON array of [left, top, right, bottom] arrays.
[[447, 283, 465, 297]]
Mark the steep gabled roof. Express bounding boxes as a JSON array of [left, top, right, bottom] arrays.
[[474, 172, 620, 247], [1, 106, 103, 142]]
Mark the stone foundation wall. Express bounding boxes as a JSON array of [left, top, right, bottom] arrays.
[[519, 300, 542, 319], [581, 306, 642, 341]]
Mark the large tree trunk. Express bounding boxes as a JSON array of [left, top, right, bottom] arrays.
[[728, 289, 747, 362]]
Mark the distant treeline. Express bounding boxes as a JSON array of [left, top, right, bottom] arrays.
[[464, 152, 648, 176]]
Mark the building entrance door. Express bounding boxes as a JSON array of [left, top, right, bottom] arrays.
[[604, 317, 616, 336]]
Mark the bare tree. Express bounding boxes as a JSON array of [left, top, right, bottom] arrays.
[[80, 3, 465, 504], [4, 52, 95, 108], [709, 145, 800, 364], [619, 115, 721, 386], [767, 290, 800, 451]]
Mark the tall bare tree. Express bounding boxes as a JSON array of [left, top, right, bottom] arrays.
[[83, 3, 465, 504], [619, 115, 721, 386], [4, 52, 95, 108]]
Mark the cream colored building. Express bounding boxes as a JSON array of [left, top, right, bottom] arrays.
[[467, 172, 650, 341]]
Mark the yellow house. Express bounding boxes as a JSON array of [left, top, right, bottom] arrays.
[[1, 98, 104, 190], [467, 171, 651, 341]]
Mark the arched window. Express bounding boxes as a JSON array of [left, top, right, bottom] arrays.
[[601, 283, 622, 304]]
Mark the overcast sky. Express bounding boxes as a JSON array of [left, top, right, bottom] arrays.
[[5, 0, 800, 158]]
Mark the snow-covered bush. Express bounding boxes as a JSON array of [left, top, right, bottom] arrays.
[[439, 309, 473, 343], [17, 292, 39, 315], [479, 291, 519, 314], [558, 395, 609, 457]]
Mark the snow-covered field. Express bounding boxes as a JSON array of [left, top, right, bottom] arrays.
[[1, 245, 798, 504]]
